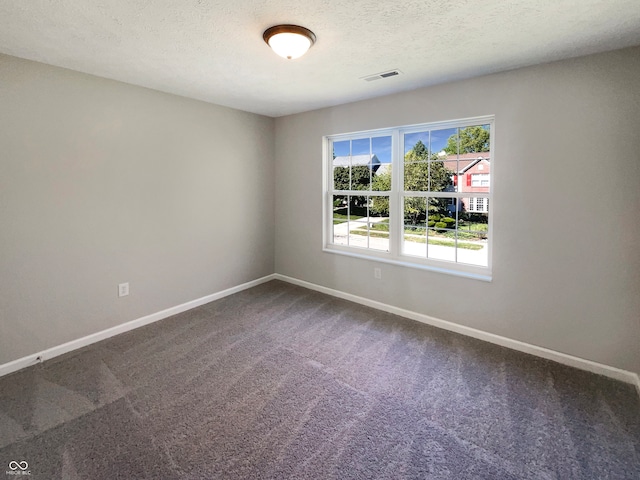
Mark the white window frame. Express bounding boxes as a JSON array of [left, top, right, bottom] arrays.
[[322, 115, 494, 281], [471, 173, 490, 187], [468, 196, 490, 213]]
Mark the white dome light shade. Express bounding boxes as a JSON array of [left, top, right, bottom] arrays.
[[263, 25, 316, 60], [268, 32, 311, 59]]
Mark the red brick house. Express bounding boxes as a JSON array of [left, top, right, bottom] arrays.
[[447, 152, 490, 214]]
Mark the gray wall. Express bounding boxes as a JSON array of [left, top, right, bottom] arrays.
[[0, 54, 275, 365], [274, 47, 640, 375], [2, 47, 639, 376]]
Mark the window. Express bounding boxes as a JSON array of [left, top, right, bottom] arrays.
[[329, 135, 392, 252], [323, 116, 493, 280], [468, 197, 490, 213], [471, 173, 490, 187]]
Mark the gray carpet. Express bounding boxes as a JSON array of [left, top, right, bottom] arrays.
[[1, 280, 639, 479]]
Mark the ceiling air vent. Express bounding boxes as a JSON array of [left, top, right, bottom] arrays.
[[361, 69, 403, 82]]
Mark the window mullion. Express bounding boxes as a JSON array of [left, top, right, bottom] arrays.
[[389, 129, 402, 258]]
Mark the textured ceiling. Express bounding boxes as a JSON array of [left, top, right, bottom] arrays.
[[0, 1, 639, 117]]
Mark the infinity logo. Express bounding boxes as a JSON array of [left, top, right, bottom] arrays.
[[8, 461, 28, 471]]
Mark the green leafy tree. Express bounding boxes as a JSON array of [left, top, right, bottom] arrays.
[[333, 165, 372, 212], [403, 140, 453, 225], [443, 125, 490, 154], [333, 166, 371, 191], [333, 166, 349, 191], [371, 170, 391, 216]]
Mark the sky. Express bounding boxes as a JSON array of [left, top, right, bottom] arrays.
[[332, 127, 459, 164]]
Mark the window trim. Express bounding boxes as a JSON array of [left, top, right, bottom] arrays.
[[471, 173, 490, 187], [322, 116, 494, 282]]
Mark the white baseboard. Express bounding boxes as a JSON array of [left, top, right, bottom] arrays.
[[0, 274, 277, 378], [3, 272, 639, 396], [273, 274, 640, 389]]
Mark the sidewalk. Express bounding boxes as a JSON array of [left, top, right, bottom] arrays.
[[331, 218, 487, 266]]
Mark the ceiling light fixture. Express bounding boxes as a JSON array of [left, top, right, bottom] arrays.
[[263, 25, 316, 60]]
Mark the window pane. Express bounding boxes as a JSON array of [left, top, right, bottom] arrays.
[[370, 194, 390, 219], [348, 138, 373, 191], [460, 159, 491, 194], [452, 125, 491, 195], [351, 138, 370, 156], [332, 140, 351, 157], [347, 195, 369, 248], [333, 165, 349, 191], [462, 196, 490, 215], [430, 127, 458, 156], [404, 131, 429, 191], [404, 131, 430, 156], [372, 136, 392, 192], [442, 158, 458, 193], [459, 124, 490, 154], [403, 196, 427, 257], [456, 234, 489, 267], [429, 158, 454, 192], [404, 161, 429, 191], [332, 195, 349, 245], [372, 163, 391, 192], [344, 196, 390, 252], [427, 197, 457, 263], [457, 203, 489, 266], [332, 140, 350, 191], [350, 164, 371, 191], [369, 197, 389, 251], [458, 203, 488, 237]]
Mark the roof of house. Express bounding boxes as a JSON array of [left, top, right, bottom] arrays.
[[376, 163, 392, 175], [442, 152, 490, 173], [336, 152, 489, 175], [333, 154, 380, 168]]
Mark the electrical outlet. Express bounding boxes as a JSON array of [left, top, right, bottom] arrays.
[[118, 282, 129, 297], [374, 267, 382, 279]]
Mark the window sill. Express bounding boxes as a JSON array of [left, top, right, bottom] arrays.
[[322, 246, 492, 282]]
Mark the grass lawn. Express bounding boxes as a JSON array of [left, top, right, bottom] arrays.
[[366, 221, 486, 241], [406, 236, 484, 250], [333, 213, 364, 225], [449, 222, 488, 240], [458, 222, 488, 231]]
